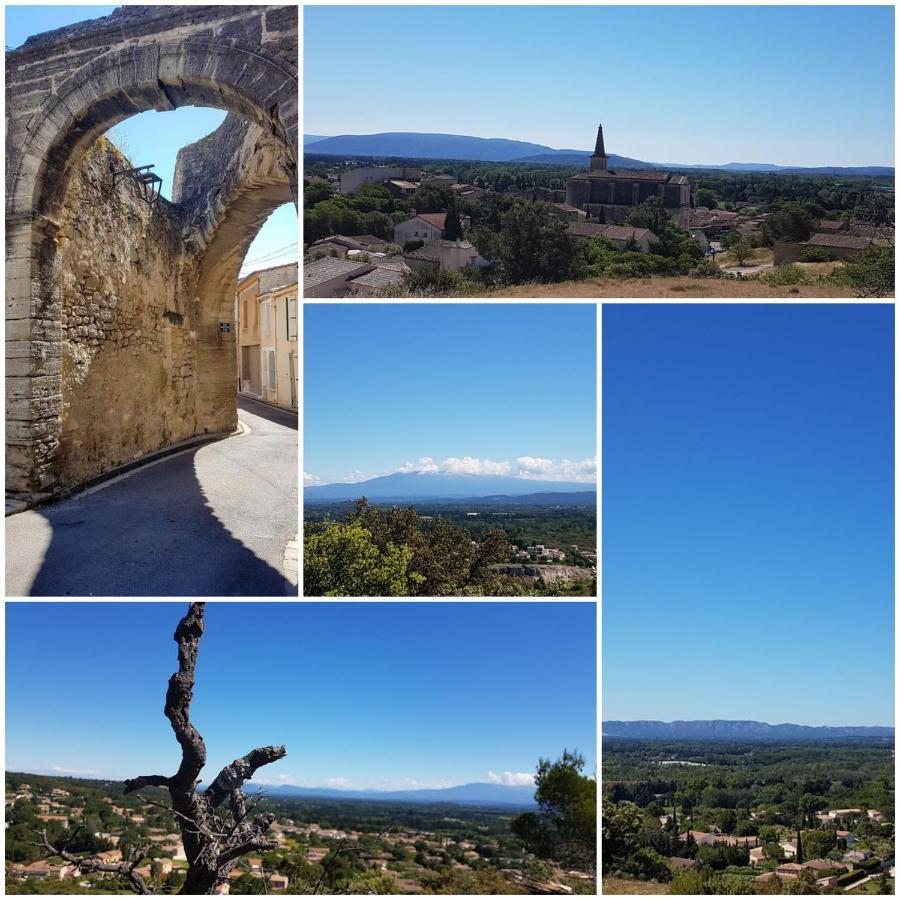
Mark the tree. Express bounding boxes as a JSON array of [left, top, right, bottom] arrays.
[[800, 829, 835, 860], [841, 244, 894, 297], [512, 750, 596, 871], [764, 204, 813, 242], [304, 520, 423, 596], [304, 180, 334, 208], [475, 201, 577, 283], [729, 237, 755, 265], [694, 188, 718, 209], [35, 603, 286, 894], [627, 196, 670, 235], [444, 198, 463, 241]]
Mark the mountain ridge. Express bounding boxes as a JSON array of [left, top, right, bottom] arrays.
[[305, 471, 595, 502], [603, 719, 895, 741], [304, 131, 893, 175], [246, 780, 537, 807]]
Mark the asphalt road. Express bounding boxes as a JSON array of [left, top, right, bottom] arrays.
[[6, 396, 298, 597]]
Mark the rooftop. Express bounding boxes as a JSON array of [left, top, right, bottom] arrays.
[[303, 256, 369, 288]]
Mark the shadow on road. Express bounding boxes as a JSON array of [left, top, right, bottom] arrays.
[[237, 395, 298, 430], [17, 443, 293, 597]]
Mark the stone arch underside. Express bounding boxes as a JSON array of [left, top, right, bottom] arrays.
[[6, 5, 297, 497]]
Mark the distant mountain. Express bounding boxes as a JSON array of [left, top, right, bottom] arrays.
[[516, 151, 655, 169], [305, 471, 594, 503], [304, 132, 893, 175], [603, 720, 895, 741], [247, 781, 536, 807], [304, 132, 562, 162]]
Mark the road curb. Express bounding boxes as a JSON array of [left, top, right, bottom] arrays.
[[283, 534, 299, 594], [8, 430, 232, 511]]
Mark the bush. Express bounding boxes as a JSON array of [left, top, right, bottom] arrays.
[[836, 869, 868, 887], [690, 259, 720, 278], [761, 264, 808, 286], [839, 244, 894, 297], [801, 246, 834, 263], [624, 848, 672, 883]]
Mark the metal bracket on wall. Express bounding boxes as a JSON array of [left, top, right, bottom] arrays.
[[110, 162, 163, 206]]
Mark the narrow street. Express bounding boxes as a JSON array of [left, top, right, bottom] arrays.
[[6, 397, 298, 597]]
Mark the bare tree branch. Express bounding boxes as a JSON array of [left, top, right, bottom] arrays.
[[33, 828, 153, 895], [123, 774, 171, 794], [205, 745, 288, 808], [49, 603, 289, 895]]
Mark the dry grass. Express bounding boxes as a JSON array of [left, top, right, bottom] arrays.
[[792, 260, 846, 277], [486, 276, 855, 299], [602, 876, 671, 895], [715, 246, 773, 268]]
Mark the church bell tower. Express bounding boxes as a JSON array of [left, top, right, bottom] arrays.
[[590, 123, 609, 172]]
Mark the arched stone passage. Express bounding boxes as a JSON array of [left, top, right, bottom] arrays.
[[177, 115, 296, 437], [6, 6, 297, 497]]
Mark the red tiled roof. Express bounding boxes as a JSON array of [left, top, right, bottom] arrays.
[[415, 213, 447, 228]]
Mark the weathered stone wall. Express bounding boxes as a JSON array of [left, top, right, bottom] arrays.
[[56, 136, 197, 485], [6, 5, 297, 498]]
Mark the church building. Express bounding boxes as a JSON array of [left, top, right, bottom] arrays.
[[565, 124, 691, 226]]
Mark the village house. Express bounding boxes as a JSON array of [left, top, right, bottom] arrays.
[[340, 165, 422, 195], [776, 862, 805, 880], [565, 221, 660, 252], [306, 234, 390, 259], [11, 860, 77, 880], [236, 263, 298, 411], [404, 239, 488, 274], [346, 259, 411, 295], [774, 233, 890, 265], [394, 211, 449, 245]]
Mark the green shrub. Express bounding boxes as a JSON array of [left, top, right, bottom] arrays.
[[801, 246, 835, 263], [624, 848, 672, 882], [839, 244, 894, 297], [761, 264, 807, 286]]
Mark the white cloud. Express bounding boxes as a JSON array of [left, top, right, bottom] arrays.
[[440, 456, 513, 476], [342, 469, 374, 483], [51, 765, 100, 777], [303, 471, 323, 486], [516, 455, 596, 483], [397, 456, 439, 474], [326, 777, 352, 788], [487, 770, 535, 786], [390, 455, 594, 482]]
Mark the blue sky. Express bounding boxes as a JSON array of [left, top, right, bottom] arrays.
[[305, 6, 894, 168], [6, 6, 297, 277], [6, 602, 596, 789], [304, 304, 597, 486], [603, 305, 894, 727]]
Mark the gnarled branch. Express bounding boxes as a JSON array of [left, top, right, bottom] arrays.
[[123, 774, 171, 794], [116, 602, 289, 895], [205, 744, 288, 808], [33, 828, 152, 895], [165, 602, 207, 794]]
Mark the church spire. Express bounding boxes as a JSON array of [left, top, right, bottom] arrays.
[[591, 123, 608, 171]]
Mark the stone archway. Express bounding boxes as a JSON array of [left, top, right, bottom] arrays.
[[6, 5, 297, 498]]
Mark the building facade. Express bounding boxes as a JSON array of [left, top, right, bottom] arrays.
[[566, 123, 691, 226], [236, 262, 298, 411]]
